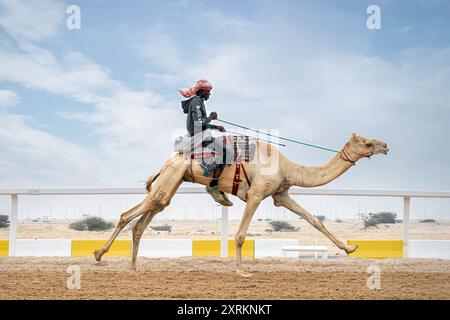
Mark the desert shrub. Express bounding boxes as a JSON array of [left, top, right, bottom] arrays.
[[359, 212, 397, 229], [317, 215, 326, 221], [0, 215, 10, 228], [335, 218, 342, 223], [268, 220, 296, 232], [84, 217, 114, 231], [420, 219, 436, 223], [150, 224, 172, 232], [360, 215, 379, 229], [69, 220, 87, 231], [69, 216, 114, 231], [373, 212, 397, 224]]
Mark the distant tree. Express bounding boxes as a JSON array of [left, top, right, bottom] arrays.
[[0, 215, 9, 228], [268, 220, 297, 232], [373, 212, 397, 224], [359, 212, 397, 229], [150, 224, 172, 232], [420, 219, 436, 223], [69, 216, 114, 231]]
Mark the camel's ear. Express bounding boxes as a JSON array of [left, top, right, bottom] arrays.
[[351, 133, 357, 140]]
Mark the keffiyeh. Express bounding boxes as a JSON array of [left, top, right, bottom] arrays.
[[179, 79, 213, 98]]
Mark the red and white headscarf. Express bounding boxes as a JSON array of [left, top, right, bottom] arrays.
[[179, 79, 213, 98]]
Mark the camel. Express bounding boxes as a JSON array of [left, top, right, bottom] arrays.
[[94, 133, 388, 277]]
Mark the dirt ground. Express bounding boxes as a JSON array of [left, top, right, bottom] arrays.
[[1, 256, 449, 300], [1, 219, 449, 256]]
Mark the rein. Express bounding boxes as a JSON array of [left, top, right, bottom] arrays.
[[216, 118, 372, 166], [217, 118, 339, 153]]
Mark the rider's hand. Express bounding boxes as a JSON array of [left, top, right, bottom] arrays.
[[216, 125, 226, 132], [209, 112, 218, 120]]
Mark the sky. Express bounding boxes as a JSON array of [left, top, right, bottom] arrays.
[[0, 0, 450, 220]]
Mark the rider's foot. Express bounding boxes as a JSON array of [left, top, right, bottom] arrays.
[[206, 186, 233, 206]]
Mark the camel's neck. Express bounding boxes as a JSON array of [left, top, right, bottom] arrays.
[[285, 152, 355, 187]]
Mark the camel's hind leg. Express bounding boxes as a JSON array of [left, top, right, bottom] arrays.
[[272, 192, 358, 253], [94, 197, 150, 262], [130, 160, 187, 270], [130, 210, 157, 270]]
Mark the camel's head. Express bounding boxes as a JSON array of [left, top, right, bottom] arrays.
[[344, 133, 389, 161]]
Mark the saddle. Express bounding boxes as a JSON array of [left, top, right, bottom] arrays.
[[174, 132, 255, 195], [174, 131, 257, 166]]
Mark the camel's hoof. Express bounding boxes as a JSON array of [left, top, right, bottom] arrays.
[[93, 249, 103, 262], [236, 270, 254, 278], [131, 264, 137, 272], [345, 244, 359, 254]]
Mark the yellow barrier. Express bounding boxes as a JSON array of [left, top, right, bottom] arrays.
[[192, 240, 255, 258], [228, 240, 255, 258], [71, 240, 131, 257], [192, 240, 220, 257], [0, 240, 8, 256], [347, 240, 403, 258]]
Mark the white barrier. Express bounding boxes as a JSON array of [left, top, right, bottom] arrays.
[[138, 239, 193, 257], [4, 239, 450, 259], [15, 239, 71, 257], [254, 239, 299, 258], [2, 187, 450, 258], [409, 240, 450, 260]]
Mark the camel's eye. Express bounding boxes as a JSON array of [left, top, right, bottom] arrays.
[[365, 141, 373, 147]]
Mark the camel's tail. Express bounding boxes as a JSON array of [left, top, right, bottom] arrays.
[[145, 171, 161, 193]]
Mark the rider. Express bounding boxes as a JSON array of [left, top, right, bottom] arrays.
[[179, 79, 233, 206]]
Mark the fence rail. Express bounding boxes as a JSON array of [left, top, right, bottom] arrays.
[[1, 187, 450, 258]]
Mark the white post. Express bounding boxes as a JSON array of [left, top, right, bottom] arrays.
[[9, 194, 18, 257], [220, 206, 229, 258], [403, 196, 410, 258]]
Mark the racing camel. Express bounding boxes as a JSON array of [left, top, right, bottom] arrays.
[[94, 133, 388, 277]]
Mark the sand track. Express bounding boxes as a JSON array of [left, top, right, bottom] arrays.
[[1, 257, 449, 299]]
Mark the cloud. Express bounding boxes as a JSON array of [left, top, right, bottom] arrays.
[[0, 42, 122, 103], [0, 0, 65, 42], [415, 0, 449, 7], [201, 9, 254, 30], [0, 89, 18, 108], [137, 29, 184, 72], [0, 49, 178, 186], [0, 111, 108, 186], [0, 4, 180, 186], [143, 23, 450, 189], [1, 1, 450, 194]]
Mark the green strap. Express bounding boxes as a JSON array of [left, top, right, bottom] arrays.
[[216, 118, 339, 153]]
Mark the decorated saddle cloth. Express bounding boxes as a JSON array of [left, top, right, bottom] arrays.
[[173, 131, 257, 171]]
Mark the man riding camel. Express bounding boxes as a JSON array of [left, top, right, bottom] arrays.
[[179, 79, 233, 206]]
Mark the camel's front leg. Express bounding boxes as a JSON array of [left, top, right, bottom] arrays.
[[272, 192, 358, 254], [235, 192, 263, 277]]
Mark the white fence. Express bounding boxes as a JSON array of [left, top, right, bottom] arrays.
[[1, 187, 450, 258]]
